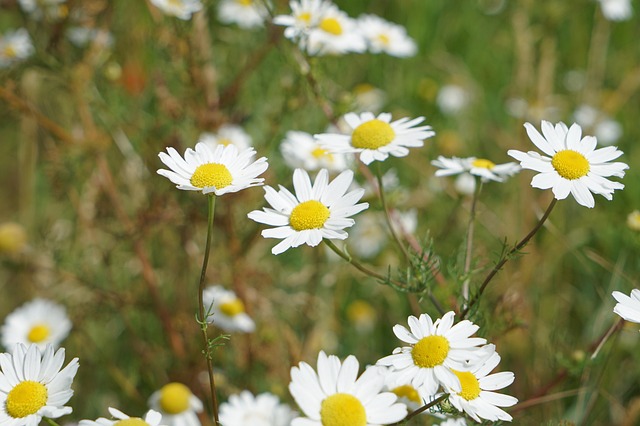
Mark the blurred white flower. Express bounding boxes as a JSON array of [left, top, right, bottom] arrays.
[[432, 156, 520, 183], [0, 29, 34, 68], [306, 5, 366, 55], [280, 130, 350, 172], [598, 0, 632, 21], [347, 212, 386, 258], [219, 391, 298, 426], [203, 285, 255, 333], [627, 210, 640, 231], [149, 0, 202, 20], [573, 105, 623, 146], [17, 0, 67, 20], [436, 85, 469, 115], [357, 14, 417, 57], [218, 0, 269, 29], [454, 173, 477, 196], [66, 27, 114, 48], [81, 408, 165, 426], [273, 0, 334, 41], [352, 83, 387, 113], [200, 124, 253, 151]]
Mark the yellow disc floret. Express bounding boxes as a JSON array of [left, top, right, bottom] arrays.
[[190, 163, 233, 189], [311, 147, 333, 162], [351, 119, 396, 150], [289, 200, 330, 231], [320, 18, 343, 36], [320, 393, 366, 426], [298, 12, 312, 24], [391, 385, 422, 404], [115, 419, 149, 426], [377, 34, 390, 46], [411, 335, 450, 368], [159, 382, 192, 414], [551, 150, 590, 180], [220, 299, 246, 317], [27, 324, 50, 343], [452, 370, 481, 401], [238, 0, 253, 5], [6, 381, 48, 418], [472, 158, 495, 170]]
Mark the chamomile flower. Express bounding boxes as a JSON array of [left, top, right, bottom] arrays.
[[157, 143, 268, 196], [316, 112, 435, 165], [219, 391, 298, 426], [507, 121, 628, 208], [436, 85, 470, 115], [445, 345, 517, 423], [0, 29, 34, 68], [80, 408, 164, 426], [377, 312, 486, 396], [0, 344, 79, 425], [612, 289, 640, 324], [305, 5, 366, 55], [273, 0, 334, 40], [373, 365, 429, 412], [200, 124, 253, 151], [279, 130, 350, 172], [1, 298, 72, 352], [217, 0, 269, 29], [357, 15, 417, 57], [289, 351, 408, 426], [598, 0, 632, 21], [247, 168, 369, 255], [149, 0, 202, 20], [202, 286, 255, 333], [148, 383, 203, 426], [431, 156, 520, 183]]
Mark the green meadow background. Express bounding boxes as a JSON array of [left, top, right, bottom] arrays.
[[1, 0, 639, 424]]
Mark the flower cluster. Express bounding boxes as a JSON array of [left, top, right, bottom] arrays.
[[0, 29, 33, 69]]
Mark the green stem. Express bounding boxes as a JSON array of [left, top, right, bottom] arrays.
[[462, 179, 483, 306], [198, 194, 220, 424], [461, 197, 557, 319], [389, 394, 449, 425], [44, 418, 62, 426], [376, 164, 412, 265]]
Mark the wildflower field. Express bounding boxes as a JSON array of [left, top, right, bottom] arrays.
[[1, 0, 640, 425]]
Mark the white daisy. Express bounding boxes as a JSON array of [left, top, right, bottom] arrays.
[[445, 345, 518, 423], [279, 130, 350, 173], [627, 211, 640, 231], [273, 0, 334, 41], [377, 311, 486, 396], [305, 5, 366, 56], [80, 407, 164, 426], [148, 383, 203, 426], [453, 174, 477, 196], [219, 390, 298, 426], [0, 29, 34, 68], [612, 289, 640, 324], [436, 85, 469, 115], [217, 0, 269, 29], [315, 112, 435, 165], [431, 156, 520, 183], [247, 168, 369, 255], [157, 143, 268, 196], [598, 0, 632, 21], [202, 285, 255, 333], [357, 14, 417, 57], [199, 124, 252, 152], [1, 298, 72, 352], [508, 121, 628, 208], [149, 0, 202, 20], [0, 344, 79, 425], [289, 351, 408, 425]]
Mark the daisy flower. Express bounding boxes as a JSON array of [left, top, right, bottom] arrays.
[[372, 365, 429, 412], [1, 298, 72, 352], [0, 344, 79, 425], [0, 29, 34, 68], [149, 0, 202, 20], [247, 168, 369, 255], [445, 345, 518, 423], [431, 156, 520, 183], [598, 0, 632, 21], [507, 121, 628, 208], [305, 5, 366, 56], [612, 289, 640, 324], [377, 311, 486, 396], [148, 383, 203, 426], [200, 124, 252, 152], [315, 112, 435, 165], [273, 0, 334, 41], [279, 130, 350, 173], [80, 408, 164, 426], [157, 143, 268, 196], [627, 211, 640, 231], [218, 0, 269, 29], [202, 285, 255, 333], [289, 351, 408, 425], [357, 15, 417, 57], [436, 85, 469, 115], [219, 390, 298, 426]]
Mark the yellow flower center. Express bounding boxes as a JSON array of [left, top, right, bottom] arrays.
[[238, 0, 252, 5], [320, 393, 366, 426], [319, 17, 343, 36], [391, 385, 421, 404], [218, 138, 233, 146], [6, 381, 48, 418], [411, 335, 450, 368], [311, 147, 333, 162], [351, 119, 395, 150], [452, 370, 481, 401], [0, 222, 27, 254], [289, 200, 330, 231], [471, 158, 495, 169], [219, 299, 245, 317], [551, 150, 590, 180], [159, 382, 191, 414], [27, 324, 50, 343], [190, 163, 233, 189], [298, 12, 312, 24], [115, 419, 149, 426], [377, 34, 390, 45], [3, 46, 17, 58]]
